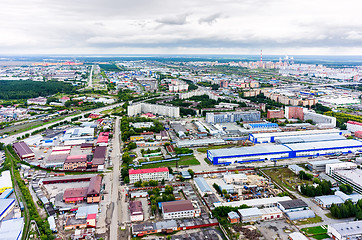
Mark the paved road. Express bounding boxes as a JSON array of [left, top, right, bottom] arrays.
[[109, 117, 121, 240], [0, 102, 123, 145], [88, 65, 94, 88]]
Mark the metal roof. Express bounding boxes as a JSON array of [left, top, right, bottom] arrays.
[[238, 207, 262, 217], [208, 144, 290, 158], [285, 139, 362, 151], [329, 220, 362, 236], [194, 177, 212, 193], [286, 210, 315, 220]]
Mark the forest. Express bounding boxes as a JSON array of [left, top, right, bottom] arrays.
[[0, 80, 77, 100]]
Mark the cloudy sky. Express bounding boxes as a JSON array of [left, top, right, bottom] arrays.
[[1, 0, 362, 55]]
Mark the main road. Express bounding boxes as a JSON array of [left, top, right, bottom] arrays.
[[109, 117, 121, 240]]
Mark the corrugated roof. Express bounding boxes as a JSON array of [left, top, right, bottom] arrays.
[[13, 141, 34, 157], [194, 177, 212, 193], [285, 139, 362, 151], [208, 144, 290, 158], [129, 167, 168, 175], [162, 200, 194, 213]]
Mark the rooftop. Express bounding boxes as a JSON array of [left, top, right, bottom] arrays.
[[129, 167, 169, 175], [13, 141, 34, 157], [238, 207, 262, 217], [0, 217, 24, 240], [87, 175, 102, 196], [208, 144, 290, 158], [63, 187, 87, 199], [329, 220, 362, 236], [129, 201, 143, 215], [279, 199, 308, 210], [194, 177, 212, 193], [162, 200, 194, 213]]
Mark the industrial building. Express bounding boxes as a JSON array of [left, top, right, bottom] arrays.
[[205, 111, 261, 123], [331, 168, 362, 194], [307, 159, 341, 172], [0, 198, 15, 221], [328, 220, 362, 240], [237, 207, 283, 223], [13, 141, 35, 160], [61, 127, 95, 142], [176, 138, 225, 148], [0, 171, 12, 193], [249, 129, 342, 144], [161, 200, 201, 219], [214, 196, 292, 208], [207, 139, 362, 165], [194, 177, 213, 195], [129, 167, 169, 184], [0, 217, 24, 240], [128, 103, 180, 118], [315, 191, 362, 209], [304, 110, 336, 128], [347, 121, 362, 133], [326, 162, 357, 175]]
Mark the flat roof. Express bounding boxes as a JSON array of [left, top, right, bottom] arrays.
[[315, 195, 344, 206], [279, 199, 308, 210], [0, 199, 15, 218], [251, 129, 341, 138], [0, 217, 24, 240], [334, 169, 362, 189], [208, 144, 291, 158], [285, 139, 362, 152], [214, 196, 292, 208], [238, 207, 262, 217], [162, 200, 194, 213], [329, 220, 362, 236], [308, 159, 341, 166], [0, 171, 12, 190]]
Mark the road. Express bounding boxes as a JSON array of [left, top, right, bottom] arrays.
[[109, 117, 121, 240], [0, 102, 124, 145], [89, 65, 94, 88]]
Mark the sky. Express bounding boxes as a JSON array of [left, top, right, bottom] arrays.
[[1, 0, 362, 55]]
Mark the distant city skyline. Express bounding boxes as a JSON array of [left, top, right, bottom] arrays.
[[1, 0, 362, 55]]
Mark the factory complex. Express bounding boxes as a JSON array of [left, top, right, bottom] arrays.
[[207, 129, 362, 165]]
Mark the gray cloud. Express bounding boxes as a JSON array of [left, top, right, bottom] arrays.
[[156, 14, 189, 25], [199, 13, 222, 25]]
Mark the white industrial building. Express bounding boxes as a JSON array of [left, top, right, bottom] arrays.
[[128, 103, 180, 118], [214, 196, 292, 208], [331, 168, 362, 194], [325, 162, 357, 175], [315, 191, 362, 209], [347, 121, 362, 133], [0, 217, 24, 240], [328, 220, 362, 240], [303, 110, 336, 128], [0, 171, 12, 193], [238, 207, 283, 223], [223, 173, 248, 184], [194, 177, 213, 195]]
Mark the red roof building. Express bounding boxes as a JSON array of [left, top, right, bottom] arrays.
[[63, 187, 88, 203], [97, 132, 109, 144], [129, 167, 169, 184], [13, 141, 35, 160], [64, 155, 88, 170]]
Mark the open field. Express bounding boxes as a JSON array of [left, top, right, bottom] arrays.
[[197, 144, 238, 153], [263, 167, 311, 191], [139, 155, 200, 169], [294, 215, 323, 225], [301, 225, 329, 239]]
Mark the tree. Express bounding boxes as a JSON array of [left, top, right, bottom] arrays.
[[165, 185, 173, 194], [161, 179, 165, 185], [149, 180, 158, 186], [188, 169, 195, 179], [222, 189, 227, 196], [134, 181, 142, 187], [128, 142, 137, 150], [124, 176, 130, 184]]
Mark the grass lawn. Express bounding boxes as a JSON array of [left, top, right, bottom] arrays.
[[301, 226, 327, 235], [294, 215, 323, 225], [139, 155, 200, 169], [263, 167, 312, 191], [197, 144, 237, 153], [312, 234, 330, 240]]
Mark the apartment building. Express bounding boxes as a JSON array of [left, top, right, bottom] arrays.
[[161, 200, 201, 220], [129, 167, 169, 184]]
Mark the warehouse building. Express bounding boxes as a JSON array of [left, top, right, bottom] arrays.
[[0, 217, 24, 240], [314, 191, 362, 209], [0, 199, 15, 221], [13, 141, 35, 160], [207, 139, 362, 165], [176, 138, 225, 148], [307, 159, 341, 172], [214, 196, 291, 208], [331, 168, 362, 194], [328, 220, 362, 240], [238, 208, 262, 223], [249, 129, 341, 144], [326, 162, 357, 175], [0, 171, 12, 193], [129, 167, 169, 184], [304, 110, 336, 128], [92, 146, 106, 170]]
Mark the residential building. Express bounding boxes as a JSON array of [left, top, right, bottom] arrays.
[[128, 103, 180, 118], [285, 106, 304, 120], [27, 97, 47, 105], [205, 111, 260, 123], [130, 201, 144, 222], [267, 109, 284, 119], [129, 167, 169, 184], [161, 200, 201, 219]]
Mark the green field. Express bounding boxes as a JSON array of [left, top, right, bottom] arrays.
[[301, 225, 329, 239], [197, 144, 237, 153], [139, 155, 200, 169]]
